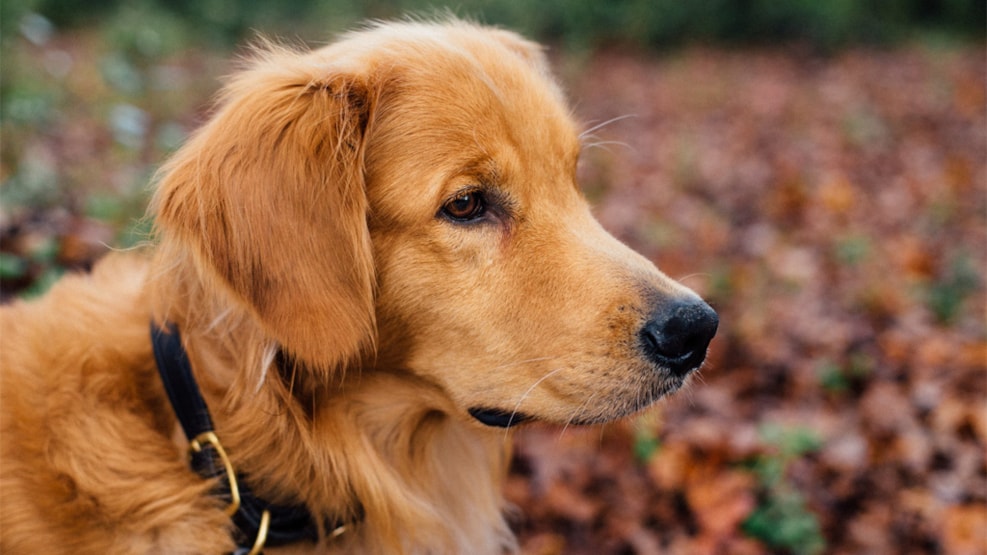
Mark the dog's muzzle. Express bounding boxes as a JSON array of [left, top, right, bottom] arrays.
[[468, 298, 718, 429]]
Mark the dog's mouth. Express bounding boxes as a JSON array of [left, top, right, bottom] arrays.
[[467, 372, 694, 428], [468, 407, 532, 428]]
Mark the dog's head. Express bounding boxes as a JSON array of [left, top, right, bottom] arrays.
[[152, 21, 717, 427]]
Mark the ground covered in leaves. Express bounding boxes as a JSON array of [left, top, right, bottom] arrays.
[[2, 27, 985, 555], [509, 45, 986, 555]]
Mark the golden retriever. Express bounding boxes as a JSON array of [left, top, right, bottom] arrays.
[[0, 19, 718, 554]]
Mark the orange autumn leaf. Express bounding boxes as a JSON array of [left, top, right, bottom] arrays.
[[942, 505, 987, 555]]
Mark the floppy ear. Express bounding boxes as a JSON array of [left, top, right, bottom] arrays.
[[151, 45, 375, 370]]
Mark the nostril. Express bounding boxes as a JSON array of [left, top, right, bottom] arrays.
[[641, 319, 690, 360], [640, 300, 719, 376]]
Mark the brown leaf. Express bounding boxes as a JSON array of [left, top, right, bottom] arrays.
[[543, 481, 599, 523], [521, 532, 566, 555], [817, 173, 857, 214], [685, 470, 757, 538], [647, 440, 692, 491], [942, 504, 987, 555]]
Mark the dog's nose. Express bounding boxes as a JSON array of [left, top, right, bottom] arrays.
[[640, 299, 718, 377]]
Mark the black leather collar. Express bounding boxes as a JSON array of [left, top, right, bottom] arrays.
[[151, 321, 329, 552]]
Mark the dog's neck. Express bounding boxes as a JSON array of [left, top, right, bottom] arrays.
[[148, 251, 515, 552]]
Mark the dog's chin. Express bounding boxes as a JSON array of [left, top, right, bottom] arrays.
[[468, 373, 691, 428]]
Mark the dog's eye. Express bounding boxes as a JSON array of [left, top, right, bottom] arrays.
[[441, 192, 486, 222]]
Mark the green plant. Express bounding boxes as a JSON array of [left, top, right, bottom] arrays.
[[816, 360, 850, 393], [0, 253, 29, 280], [742, 424, 826, 555], [744, 487, 826, 555], [632, 412, 663, 463], [833, 234, 872, 266], [816, 351, 874, 394], [9, 236, 63, 299], [925, 251, 979, 325]]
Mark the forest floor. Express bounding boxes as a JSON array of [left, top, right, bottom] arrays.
[[508, 44, 986, 555], [2, 28, 985, 555]]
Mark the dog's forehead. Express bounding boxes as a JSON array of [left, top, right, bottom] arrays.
[[362, 25, 581, 201]]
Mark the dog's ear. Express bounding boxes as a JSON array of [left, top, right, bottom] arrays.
[[151, 46, 376, 370]]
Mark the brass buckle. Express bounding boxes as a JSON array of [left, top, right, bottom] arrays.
[[189, 431, 241, 517], [189, 432, 270, 554], [246, 509, 271, 555]]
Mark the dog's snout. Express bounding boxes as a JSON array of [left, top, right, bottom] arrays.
[[640, 299, 719, 376]]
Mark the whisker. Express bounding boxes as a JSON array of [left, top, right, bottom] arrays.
[[501, 366, 567, 443], [558, 388, 600, 440], [489, 356, 555, 372], [581, 140, 633, 153], [579, 114, 637, 140], [680, 378, 698, 408], [676, 272, 711, 285]]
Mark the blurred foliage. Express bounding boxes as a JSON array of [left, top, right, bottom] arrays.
[[741, 425, 826, 555], [1, 2, 224, 296], [2, 0, 984, 51], [1, 0, 982, 239], [743, 488, 826, 555], [925, 251, 980, 325], [816, 351, 875, 395], [632, 411, 663, 462]]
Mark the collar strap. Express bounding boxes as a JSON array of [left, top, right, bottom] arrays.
[[151, 321, 330, 552]]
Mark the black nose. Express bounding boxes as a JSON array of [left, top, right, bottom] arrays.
[[640, 299, 718, 377]]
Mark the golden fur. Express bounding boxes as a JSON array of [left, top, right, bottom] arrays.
[[1, 20, 711, 554]]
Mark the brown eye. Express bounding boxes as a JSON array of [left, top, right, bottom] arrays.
[[441, 191, 486, 221]]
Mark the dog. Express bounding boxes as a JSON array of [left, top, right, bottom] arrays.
[[0, 19, 718, 554]]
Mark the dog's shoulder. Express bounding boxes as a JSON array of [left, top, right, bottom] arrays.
[[0, 252, 237, 553], [2, 251, 151, 348], [1, 251, 155, 402]]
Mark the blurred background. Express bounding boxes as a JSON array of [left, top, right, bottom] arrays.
[[1, 1, 984, 553]]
